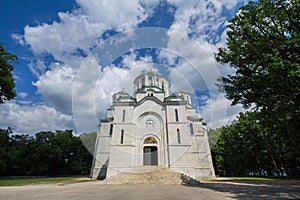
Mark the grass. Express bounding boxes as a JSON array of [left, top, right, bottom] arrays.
[[198, 176, 300, 183], [0, 177, 93, 186], [211, 176, 300, 184], [226, 177, 281, 181]]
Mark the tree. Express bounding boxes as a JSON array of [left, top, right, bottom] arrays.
[[0, 128, 14, 176], [0, 44, 18, 103], [215, 0, 300, 169], [0, 129, 93, 176], [210, 112, 295, 177], [208, 128, 225, 176]]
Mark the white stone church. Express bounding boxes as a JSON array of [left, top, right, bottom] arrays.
[[91, 69, 215, 180]]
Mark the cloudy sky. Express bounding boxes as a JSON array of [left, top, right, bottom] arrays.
[[0, 0, 246, 134]]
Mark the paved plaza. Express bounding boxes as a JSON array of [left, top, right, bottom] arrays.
[[0, 180, 299, 200]]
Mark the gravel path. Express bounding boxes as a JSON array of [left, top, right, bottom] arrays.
[[0, 180, 299, 200]]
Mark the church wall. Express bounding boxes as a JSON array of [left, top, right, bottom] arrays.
[[166, 105, 187, 123], [186, 107, 197, 117], [106, 144, 134, 177], [100, 123, 111, 136], [91, 126, 111, 179], [134, 100, 166, 124], [167, 123, 189, 144], [107, 109, 114, 119], [113, 105, 134, 123], [134, 101, 167, 167], [168, 134, 215, 178]]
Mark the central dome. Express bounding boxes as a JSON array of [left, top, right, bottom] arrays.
[[133, 68, 169, 96]]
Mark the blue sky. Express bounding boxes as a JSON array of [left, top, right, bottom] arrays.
[[0, 0, 245, 134]]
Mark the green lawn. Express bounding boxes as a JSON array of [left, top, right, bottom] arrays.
[[0, 177, 93, 186], [227, 177, 280, 181], [212, 176, 300, 183]]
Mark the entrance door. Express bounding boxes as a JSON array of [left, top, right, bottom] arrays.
[[143, 146, 158, 166]]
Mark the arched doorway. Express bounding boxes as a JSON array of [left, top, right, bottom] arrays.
[[143, 137, 158, 166], [143, 146, 158, 166]]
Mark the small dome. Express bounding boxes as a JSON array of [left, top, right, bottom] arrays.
[[133, 68, 169, 96], [112, 89, 134, 103]]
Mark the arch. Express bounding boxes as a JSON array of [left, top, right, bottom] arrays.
[[143, 146, 158, 166], [137, 111, 164, 123], [175, 109, 179, 122], [144, 136, 158, 144], [142, 135, 159, 166], [109, 124, 113, 136], [148, 77, 153, 86], [189, 123, 194, 135], [122, 110, 126, 122], [120, 129, 124, 144]]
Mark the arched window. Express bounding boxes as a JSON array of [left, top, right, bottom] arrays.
[[142, 78, 145, 86], [177, 129, 181, 144], [189, 123, 194, 135], [175, 109, 179, 122], [122, 110, 125, 122], [162, 81, 164, 90], [144, 137, 158, 144], [148, 77, 153, 86], [120, 129, 124, 144], [109, 124, 113, 136], [137, 81, 140, 90]]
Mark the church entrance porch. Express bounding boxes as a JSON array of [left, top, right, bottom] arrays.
[[143, 146, 158, 166]]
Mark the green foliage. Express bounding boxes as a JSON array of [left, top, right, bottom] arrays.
[[0, 44, 17, 103], [213, 0, 300, 176], [210, 112, 299, 176], [208, 128, 225, 176], [0, 129, 93, 176], [215, 0, 300, 141]]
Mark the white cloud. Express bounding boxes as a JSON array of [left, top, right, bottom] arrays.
[[33, 64, 76, 115], [168, 0, 245, 39], [16, 0, 155, 70], [157, 0, 246, 116], [157, 1, 246, 129], [200, 93, 244, 129], [72, 56, 102, 133], [158, 33, 221, 92], [9, 1, 158, 134], [0, 101, 73, 135], [18, 92, 28, 99], [76, 0, 150, 30], [95, 53, 154, 117], [28, 59, 47, 77], [11, 0, 247, 134], [23, 12, 106, 66]]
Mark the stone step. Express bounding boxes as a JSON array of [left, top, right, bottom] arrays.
[[103, 166, 201, 185]]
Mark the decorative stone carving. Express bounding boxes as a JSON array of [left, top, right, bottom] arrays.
[[146, 119, 155, 128]]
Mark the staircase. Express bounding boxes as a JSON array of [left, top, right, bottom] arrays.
[[103, 166, 201, 185]]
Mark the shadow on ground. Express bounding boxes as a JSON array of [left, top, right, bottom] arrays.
[[183, 179, 300, 200]]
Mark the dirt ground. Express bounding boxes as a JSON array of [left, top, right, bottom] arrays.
[[0, 180, 299, 200]]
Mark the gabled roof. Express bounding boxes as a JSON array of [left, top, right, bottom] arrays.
[[164, 94, 185, 102], [136, 86, 164, 94], [114, 89, 130, 96], [115, 96, 136, 103]]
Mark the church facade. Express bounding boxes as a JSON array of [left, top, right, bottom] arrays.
[[91, 69, 215, 180]]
